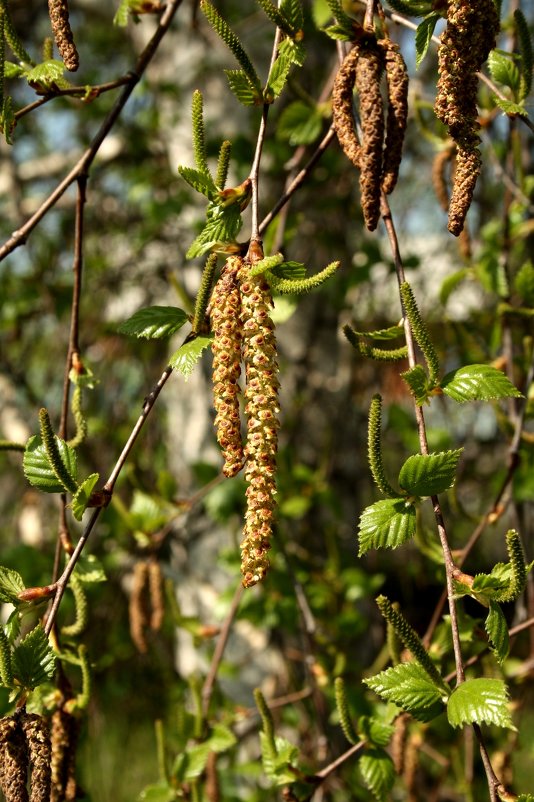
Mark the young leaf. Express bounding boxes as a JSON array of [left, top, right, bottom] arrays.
[[74, 554, 106, 584], [170, 336, 212, 380], [488, 50, 521, 95], [364, 662, 445, 722], [11, 625, 56, 690], [260, 733, 300, 785], [224, 69, 261, 106], [514, 261, 534, 306], [493, 97, 528, 117], [349, 324, 405, 342], [113, 0, 131, 26], [256, 0, 298, 39], [359, 748, 395, 802], [71, 473, 100, 521], [415, 13, 440, 69], [277, 100, 324, 146], [118, 307, 189, 339], [401, 364, 430, 404], [281, 0, 304, 33], [0, 567, 25, 605], [26, 59, 66, 88], [384, 0, 435, 16], [23, 434, 77, 494], [186, 203, 243, 259], [177, 166, 216, 199], [265, 52, 293, 100], [278, 36, 305, 67], [138, 783, 176, 802], [398, 449, 462, 498], [358, 498, 416, 555], [249, 253, 285, 276], [447, 678, 515, 730], [440, 364, 522, 403], [358, 716, 395, 748], [514, 9, 533, 101], [201, 1, 261, 90], [485, 600, 509, 664]]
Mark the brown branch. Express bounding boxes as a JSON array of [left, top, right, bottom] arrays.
[[201, 581, 244, 718], [0, 0, 184, 262], [14, 75, 134, 121]]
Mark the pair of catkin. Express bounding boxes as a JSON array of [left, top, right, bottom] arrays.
[[0, 713, 51, 802], [332, 36, 409, 231], [210, 255, 280, 587], [434, 0, 499, 235], [129, 559, 164, 653], [50, 709, 79, 802]]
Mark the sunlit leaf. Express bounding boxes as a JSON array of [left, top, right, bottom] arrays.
[[0, 567, 25, 605], [447, 678, 515, 729], [118, 307, 188, 339], [359, 748, 395, 802], [358, 498, 416, 555], [364, 662, 445, 722], [12, 625, 56, 690], [71, 473, 100, 521], [440, 365, 522, 403], [170, 336, 212, 380], [23, 435, 78, 494], [398, 449, 462, 498]]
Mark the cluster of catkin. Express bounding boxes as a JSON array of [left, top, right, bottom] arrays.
[[210, 255, 279, 587], [0, 713, 51, 802], [129, 558, 165, 653], [434, 0, 499, 235], [332, 35, 409, 231]]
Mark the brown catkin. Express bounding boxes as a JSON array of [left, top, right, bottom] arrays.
[[380, 39, 409, 195], [0, 716, 29, 802], [210, 258, 245, 478], [148, 559, 164, 632], [48, 0, 79, 72], [332, 45, 362, 169], [129, 560, 150, 653], [21, 714, 51, 802], [431, 146, 454, 212], [238, 260, 280, 588], [355, 41, 384, 230], [434, 0, 499, 234], [50, 709, 79, 802]]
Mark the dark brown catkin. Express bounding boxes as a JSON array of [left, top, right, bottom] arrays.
[[237, 260, 280, 588], [21, 714, 51, 802], [380, 39, 409, 196], [48, 0, 79, 72], [332, 45, 362, 169], [210, 257, 245, 478], [355, 40, 385, 230], [431, 146, 454, 212], [129, 560, 150, 653], [0, 716, 29, 802]]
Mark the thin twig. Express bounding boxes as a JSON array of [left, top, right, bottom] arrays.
[[14, 75, 134, 121], [201, 581, 244, 718], [0, 0, 184, 262], [314, 740, 366, 780]]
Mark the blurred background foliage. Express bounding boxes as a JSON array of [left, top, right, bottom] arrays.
[[0, 0, 533, 799]]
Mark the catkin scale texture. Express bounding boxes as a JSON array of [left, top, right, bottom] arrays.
[[48, 0, 79, 72], [21, 714, 51, 802], [381, 41, 409, 196], [50, 709, 79, 802], [0, 717, 29, 802], [356, 44, 384, 231], [237, 263, 280, 588], [332, 46, 362, 169], [210, 257, 244, 478]]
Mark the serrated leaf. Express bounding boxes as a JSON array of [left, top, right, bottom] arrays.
[[323, 23, 352, 41], [186, 204, 242, 258], [23, 435, 78, 494], [4, 62, 26, 79], [359, 749, 395, 802], [225, 69, 261, 106], [514, 261, 534, 306], [493, 97, 528, 117], [415, 13, 440, 69], [401, 364, 430, 404], [440, 365, 522, 403], [280, 0, 304, 32], [277, 100, 323, 145], [364, 662, 445, 722], [206, 723, 237, 752], [26, 59, 65, 87], [270, 261, 307, 280], [398, 449, 462, 498], [118, 306, 188, 339], [12, 625, 56, 690], [351, 324, 405, 342], [266, 53, 292, 99], [278, 37, 305, 67], [138, 783, 176, 802], [177, 166, 216, 199], [488, 50, 521, 94], [485, 601, 509, 663], [71, 473, 100, 521], [447, 678, 515, 729], [0, 567, 25, 604], [170, 336, 212, 380], [74, 554, 106, 584], [358, 716, 395, 748], [358, 498, 417, 556], [260, 733, 300, 785]]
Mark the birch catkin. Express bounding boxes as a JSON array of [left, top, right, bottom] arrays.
[[355, 41, 384, 230], [50, 709, 79, 802], [0, 717, 29, 802], [332, 45, 362, 169], [237, 261, 280, 587], [381, 40, 409, 196], [21, 714, 51, 802], [48, 0, 79, 72], [210, 257, 245, 478]]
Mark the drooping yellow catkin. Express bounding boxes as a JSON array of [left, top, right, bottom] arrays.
[[21, 713, 51, 802], [237, 261, 280, 588], [210, 257, 245, 478], [380, 39, 409, 196], [148, 559, 164, 632], [47, 0, 79, 72], [434, 0, 499, 235], [355, 40, 384, 230], [332, 45, 362, 169], [0, 716, 29, 802]]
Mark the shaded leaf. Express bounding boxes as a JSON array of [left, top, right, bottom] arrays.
[[277, 100, 323, 145], [118, 306, 188, 339], [401, 364, 430, 404], [71, 473, 100, 521], [359, 748, 395, 802], [358, 498, 417, 555], [440, 364, 522, 403], [488, 50, 521, 94], [447, 678, 515, 729], [350, 324, 405, 342], [514, 261, 534, 306], [170, 336, 212, 380], [493, 97, 528, 117], [23, 435, 78, 494], [74, 554, 106, 584], [177, 166, 216, 199], [398, 449, 462, 498], [260, 733, 300, 785], [138, 783, 176, 802], [485, 600, 509, 663], [0, 567, 25, 605], [12, 625, 56, 690], [358, 716, 395, 748], [364, 662, 445, 722], [225, 69, 260, 106], [415, 13, 440, 69]]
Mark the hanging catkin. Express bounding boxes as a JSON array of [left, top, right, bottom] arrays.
[[20, 714, 51, 802], [434, 0, 499, 235], [48, 0, 79, 72], [210, 257, 245, 478], [332, 45, 362, 169], [381, 39, 409, 195], [0, 717, 29, 802], [237, 260, 280, 588], [355, 40, 384, 230]]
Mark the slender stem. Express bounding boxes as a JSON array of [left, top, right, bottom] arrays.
[[0, 0, 184, 262], [201, 581, 244, 718], [14, 75, 134, 121], [314, 740, 365, 780]]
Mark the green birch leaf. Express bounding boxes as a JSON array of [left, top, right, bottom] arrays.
[[350, 324, 405, 342], [4, 62, 26, 79], [277, 100, 323, 145], [493, 97, 528, 117], [206, 723, 237, 752], [26, 59, 66, 87], [138, 783, 176, 802], [260, 733, 299, 784], [71, 473, 100, 521], [118, 307, 188, 339], [398, 449, 462, 498], [516, 796, 534, 802], [113, 0, 131, 26], [401, 364, 430, 404], [485, 600, 509, 664], [415, 12, 440, 69], [439, 268, 468, 305], [170, 336, 212, 380], [323, 23, 353, 41], [224, 69, 261, 106], [359, 748, 395, 802], [0, 567, 25, 604], [514, 261, 534, 306], [358, 498, 416, 556], [440, 365, 522, 402], [266, 53, 292, 99], [280, 0, 304, 33], [488, 50, 521, 94], [23, 435, 78, 494], [364, 662, 445, 722], [186, 204, 242, 258], [12, 625, 56, 690], [270, 261, 307, 280], [279, 37, 305, 67], [74, 554, 106, 584], [358, 716, 395, 748], [177, 166, 216, 199], [447, 678, 515, 730]]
